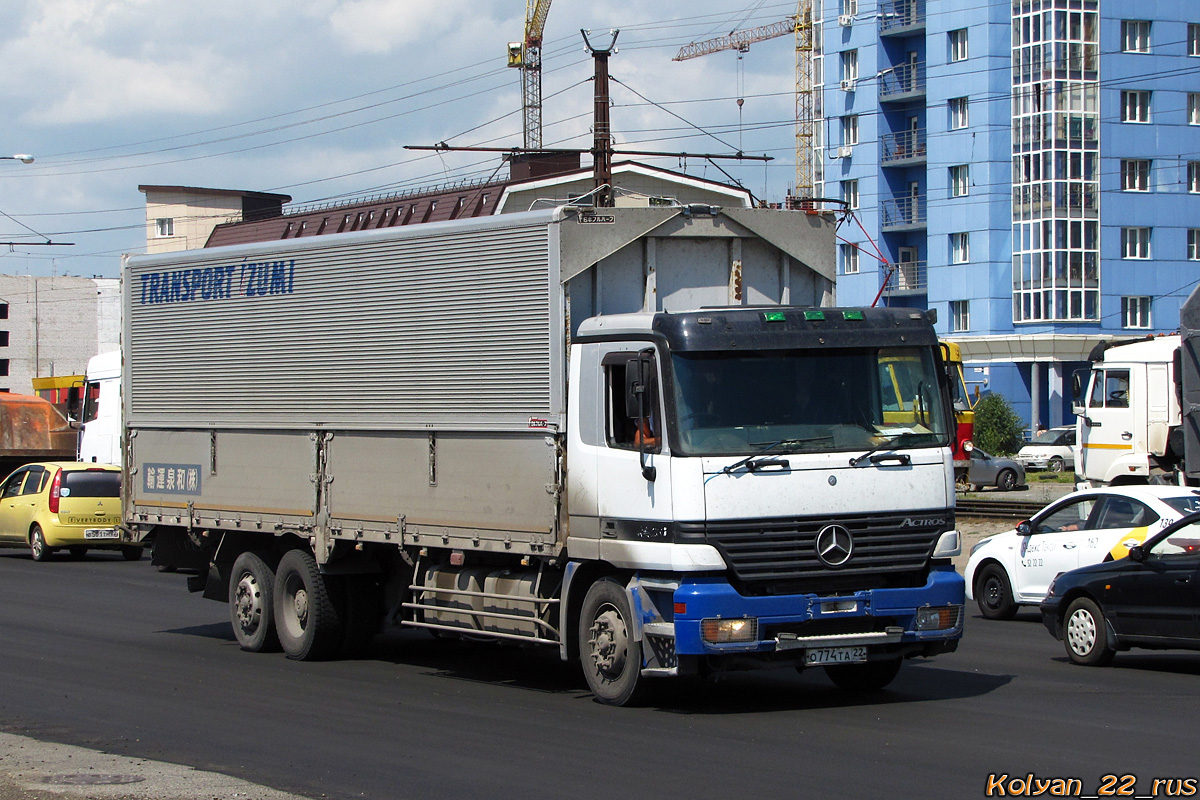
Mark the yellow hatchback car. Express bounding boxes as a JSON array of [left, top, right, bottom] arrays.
[[0, 462, 140, 561]]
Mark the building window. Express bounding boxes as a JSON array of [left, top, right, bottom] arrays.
[[1189, 229, 1200, 261], [1121, 227, 1151, 259], [949, 97, 969, 129], [1120, 159, 1150, 191], [951, 301, 970, 332], [0, 331, 7, 347], [951, 232, 970, 264], [1190, 94, 1200, 125], [1121, 20, 1151, 53], [950, 165, 970, 197], [841, 243, 860, 274], [1120, 90, 1150, 123], [949, 28, 968, 62], [155, 218, 175, 237], [842, 179, 859, 209], [1190, 24, 1200, 57], [1121, 297, 1152, 329], [0, 303, 7, 320], [842, 49, 858, 82], [841, 115, 859, 145], [1190, 162, 1200, 193], [842, 0, 858, 15]]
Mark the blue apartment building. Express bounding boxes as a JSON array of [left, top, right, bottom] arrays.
[[818, 0, 1200, 430]]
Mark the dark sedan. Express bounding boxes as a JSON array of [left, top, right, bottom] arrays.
[[1040, 511, 1200, 665]]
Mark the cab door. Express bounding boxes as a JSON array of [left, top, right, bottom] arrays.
[[1078, 367, 1135, 483]]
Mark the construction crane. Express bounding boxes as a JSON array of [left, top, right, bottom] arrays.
[[673, 2, 816, 204], [507, 0, 555, 150]]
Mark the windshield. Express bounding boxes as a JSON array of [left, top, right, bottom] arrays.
[[1030, 429, 1067, 445], [670, 346, 950, 456]]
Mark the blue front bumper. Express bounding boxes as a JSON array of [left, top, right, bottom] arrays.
[[671, 565, 965, 656]]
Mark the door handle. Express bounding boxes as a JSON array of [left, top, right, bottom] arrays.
[[1121, 432, 1133, 441], [1177, 576, 1191, 585], [1063, 543, 1077, 549]]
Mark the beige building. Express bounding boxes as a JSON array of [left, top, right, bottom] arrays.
[[139, 185, 291, 254], [0, 275, 120, 395]]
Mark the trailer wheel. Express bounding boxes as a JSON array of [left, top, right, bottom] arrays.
[[229, 551, 281, 653], [273, 550, 342, 661], [579, 579, 647, 706], [29, 526, 51, 562], [823, 658, 902, 692]]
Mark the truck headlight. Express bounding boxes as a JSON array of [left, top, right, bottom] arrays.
[[701, 617, 758, 643], [915, 606, 962, 631]]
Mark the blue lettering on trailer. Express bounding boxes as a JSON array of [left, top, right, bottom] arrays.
[[138, 260, 295, 304]]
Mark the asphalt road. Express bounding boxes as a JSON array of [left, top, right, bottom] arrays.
[[1, 545, 1197, 800]]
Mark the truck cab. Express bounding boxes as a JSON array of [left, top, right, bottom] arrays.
[[1075, 336, 1180, 487], [77, 350, 122, 467]]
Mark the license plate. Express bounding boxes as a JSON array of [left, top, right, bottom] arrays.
[[84, 528, 119, 540], [805, 646, 868, 665]]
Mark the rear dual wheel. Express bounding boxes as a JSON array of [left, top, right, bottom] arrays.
[[229, 551, 281, 653], [273, 550, 343, 661]]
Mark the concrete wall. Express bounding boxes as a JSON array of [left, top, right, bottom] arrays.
[[0, 276, 120, 395]]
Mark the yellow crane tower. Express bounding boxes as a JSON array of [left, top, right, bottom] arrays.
[[507, 0, 555, 150], [673, 1, 816, 205]]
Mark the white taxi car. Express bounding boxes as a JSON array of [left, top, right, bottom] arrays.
[[964, 485, 1200, 619]]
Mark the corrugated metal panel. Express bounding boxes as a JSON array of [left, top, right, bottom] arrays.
[[126, 216, 557, 431]]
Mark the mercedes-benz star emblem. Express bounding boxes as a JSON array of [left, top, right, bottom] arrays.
[[815, 524, 854, 567]]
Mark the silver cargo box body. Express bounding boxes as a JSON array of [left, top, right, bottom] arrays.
[[124, 206, 835, 554]]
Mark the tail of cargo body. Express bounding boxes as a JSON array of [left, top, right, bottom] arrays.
[[125, 204, 963, 705]]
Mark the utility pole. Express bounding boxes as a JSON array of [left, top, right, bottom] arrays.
[[582, 29, 618, 208]]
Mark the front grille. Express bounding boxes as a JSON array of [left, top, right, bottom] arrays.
[[679, 509, 950, 595]]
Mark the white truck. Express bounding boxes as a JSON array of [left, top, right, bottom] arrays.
[[119, 204, 964, 704], [1074, 283, 1200, 488], [77, 350, 122, 466]]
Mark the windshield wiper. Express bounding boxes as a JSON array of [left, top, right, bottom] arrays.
[[849, 432, 923, 467], [721, 437, 830, 475]]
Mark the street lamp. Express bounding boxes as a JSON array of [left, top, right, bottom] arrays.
[[2, 154, 34, 163]]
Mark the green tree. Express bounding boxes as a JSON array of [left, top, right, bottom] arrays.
[[973, 392, 1024, 455]]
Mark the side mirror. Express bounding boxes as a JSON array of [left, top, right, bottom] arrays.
[[1128, 544, 1145, 562], [66, 385, 83, 421], [1016, 520, 1032, 536]]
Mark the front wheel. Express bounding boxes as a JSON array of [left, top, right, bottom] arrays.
[[1063, 597, 1115, 666], [824, 658, 902, 692], [579, 578, 648, 706], [230, 551, 280, 653], [996, 469, 1018, 491], [975, 564, 1019, 620], [1048, 456, 1065, 473], [29, 526, 51, 562], [273, 550, 342, 661]]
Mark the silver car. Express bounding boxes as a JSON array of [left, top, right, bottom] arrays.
[[960, 446, 1025, 491], [1015, 426, 1076, 473]]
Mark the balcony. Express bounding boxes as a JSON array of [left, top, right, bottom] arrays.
[[878, 61, 926, 102], [881, 195, 927, 230], [880, 129, 927, 166], [881, 260, 927, 295], [878, 0, 925, 36]]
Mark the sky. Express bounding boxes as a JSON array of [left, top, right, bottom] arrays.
[[0, 0, 806, 279]]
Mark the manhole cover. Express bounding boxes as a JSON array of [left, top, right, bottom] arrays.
[[43, 774, 147, 786]]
